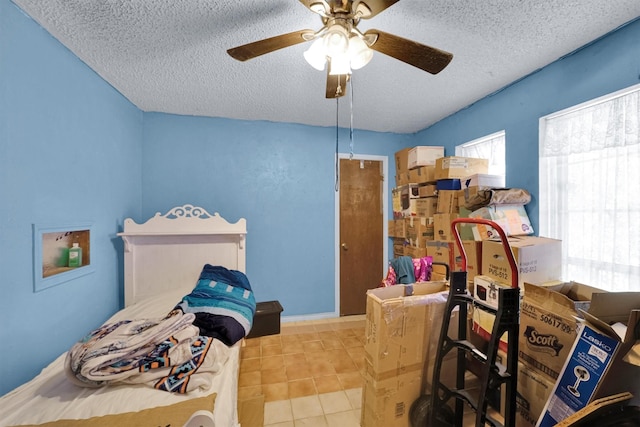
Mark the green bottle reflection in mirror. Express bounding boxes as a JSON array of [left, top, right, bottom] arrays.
[[68, 242, 82, 267]]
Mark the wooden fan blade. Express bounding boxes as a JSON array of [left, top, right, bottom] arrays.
[[366, 29, 453, 74], [227, 30, 314, 61], [326, 72, 349, 98], [357, 0, 400, 18]]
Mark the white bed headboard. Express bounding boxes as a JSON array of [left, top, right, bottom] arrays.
[[117, 204, 247, 307]]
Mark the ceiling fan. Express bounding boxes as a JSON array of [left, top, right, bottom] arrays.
[[227, 0, 453, 99]]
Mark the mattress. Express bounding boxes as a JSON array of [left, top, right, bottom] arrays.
[[0, 290, 240, 427]]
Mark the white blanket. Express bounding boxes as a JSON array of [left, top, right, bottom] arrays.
[[0, 291, 241, 427], [65, 311, 230, 393]]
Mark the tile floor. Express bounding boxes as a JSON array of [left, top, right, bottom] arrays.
[[238, 316, 366, 426], [238, 315, 498, 426]]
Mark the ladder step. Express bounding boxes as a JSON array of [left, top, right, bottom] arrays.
[[449, 339, 487, 362], [450, 389, 504, 427], [447, 340, 512, 382]]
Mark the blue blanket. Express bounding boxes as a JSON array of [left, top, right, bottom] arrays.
[[175, 264, 256, 345]]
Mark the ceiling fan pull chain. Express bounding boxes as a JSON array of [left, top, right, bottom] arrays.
[[349, 76, 354, 160], [335, 97, 340, 192]]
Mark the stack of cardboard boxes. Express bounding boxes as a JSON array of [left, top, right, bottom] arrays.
[[505, 282, 601, 426], [391, 147, 494, 276], [387, 148, 640, 427], [390, 146, 443, 260], [390, 146, 551, 288], [514, 283, 640, 427]]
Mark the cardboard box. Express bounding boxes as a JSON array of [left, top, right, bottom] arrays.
[[407, 146, 445, 169], [494, 349, 557, 427], [519, 282, 602, 381], [456, 207, 477, 241], [434, 156, 489, 180], [361, 364, 423, 427], [482, 236, 562, 288], [536, 322, 620, 427], [462, 240, 482, 287], [426, 241, 462, 272], [397, 200, 418, 218], [364, 282, 450, 376], [395, 172, 409, 187], [584, 292, 640, 405], [472, 308, 509, 353], [362, 284, 460, 427], [400, 183, 421, 200], [395, 147, 412, 174], [393, 188, 424, 218], [405, 246, 427, 258], [409, 166, 436, 184], [469, 204, 534, 239], [434, 213, 460, 241], [531, 289, 640, 426], [392, 187, 402, 216], [415, 197, 438, 218], [461, 174, 505, 189], [473, 275, 512, 309], [392, 238, 407, 258], [515, 362, 557, 427], [405, 217, 432, 247], [436, 190, 460, 214], [418, 183, 437, 198], [395, 220, 407, 238]]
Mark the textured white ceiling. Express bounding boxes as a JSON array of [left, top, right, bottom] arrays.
[[11, 0, 640, 133]]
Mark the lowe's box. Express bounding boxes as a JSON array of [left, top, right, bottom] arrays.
[[536, 291, 640, 426]]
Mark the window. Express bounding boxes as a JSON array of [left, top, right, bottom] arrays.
[[455, 130, 506, 177], [539, 84, 640, 292]]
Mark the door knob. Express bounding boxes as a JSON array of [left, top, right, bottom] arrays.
[[341, 243, 348, 251]]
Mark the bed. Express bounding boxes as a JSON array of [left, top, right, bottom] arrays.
[[0, 204, 249, 427]]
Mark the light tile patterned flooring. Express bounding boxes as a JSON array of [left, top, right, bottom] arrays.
[[238, 316, 366, 426]]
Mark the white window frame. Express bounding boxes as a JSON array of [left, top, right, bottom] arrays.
[[455, 130, 506, 177], [539, 83, 640, 292]]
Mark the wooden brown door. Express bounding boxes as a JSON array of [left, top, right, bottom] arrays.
[[339, 158, 384, 315]]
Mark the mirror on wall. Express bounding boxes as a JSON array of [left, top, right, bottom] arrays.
[[33, 223, 94, 292]]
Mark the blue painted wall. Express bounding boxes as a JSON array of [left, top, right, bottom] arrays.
[[2, 0, 639, 400], [414, 18, 640, 234], [0, 0, 143, 395], [141, 114, 408, 316]]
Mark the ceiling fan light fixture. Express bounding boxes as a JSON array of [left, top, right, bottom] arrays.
[[347, 35, 373, 70], [328, 54, 351, 76], [309, 1, 329, 16], [323, 24, 349, 56], [304, 37, 327, 71]]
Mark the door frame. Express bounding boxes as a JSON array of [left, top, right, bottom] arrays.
[[334, 153, 389, 317]]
